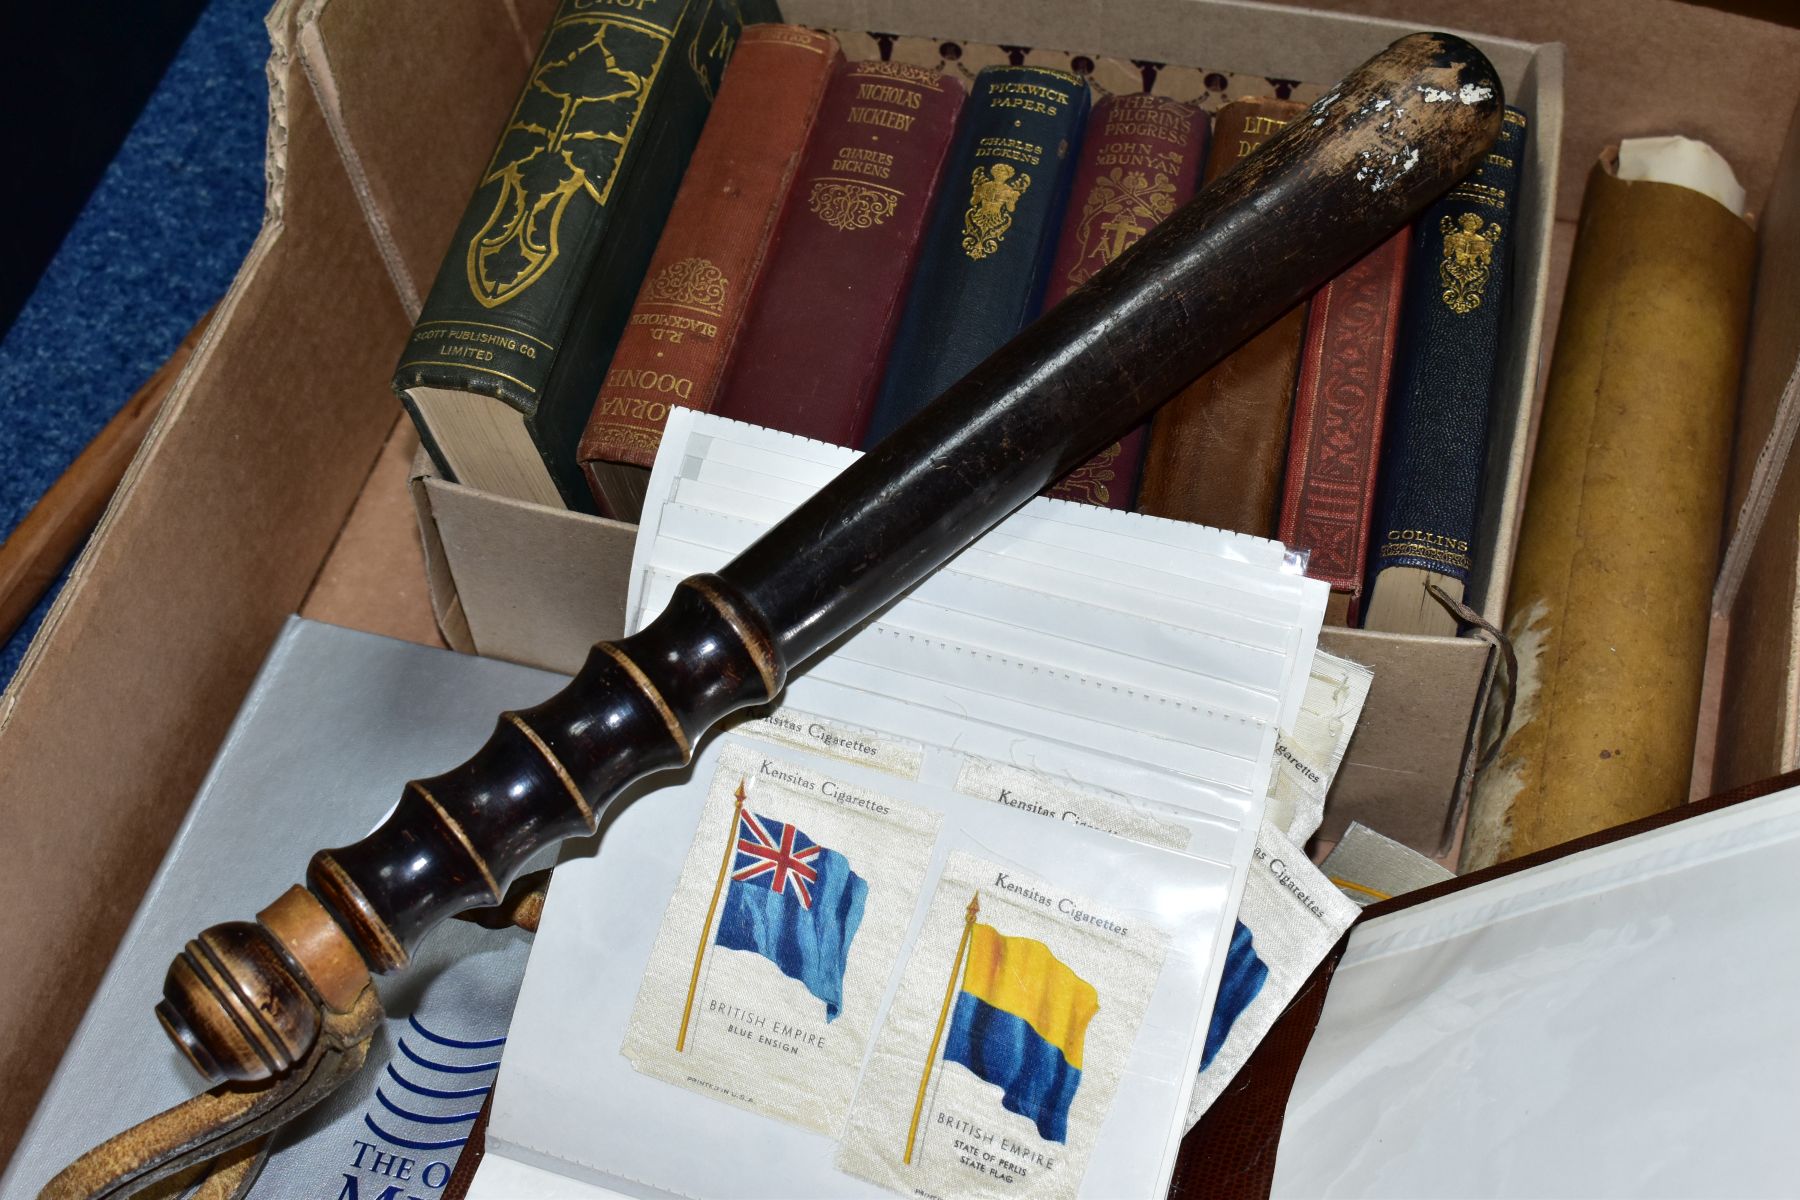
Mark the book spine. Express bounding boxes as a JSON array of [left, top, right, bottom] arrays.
[[1367, 107, 1527, 589], [1135, 98, 1309, 536], [578, 26, 841, 506], [712, 61, 966, 446], [859, 65, 1091, 447], [1043, 94, 1208, 508], [1277, 229, 1410, 616], [393, 0, 768, 508]]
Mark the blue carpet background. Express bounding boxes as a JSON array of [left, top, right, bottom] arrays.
[[0, 0, 269, 689]]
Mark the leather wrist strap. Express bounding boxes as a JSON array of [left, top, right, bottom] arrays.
[[40, 987, 383, 1200]]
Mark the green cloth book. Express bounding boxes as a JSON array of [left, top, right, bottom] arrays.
[[393, 0, 776, 513]]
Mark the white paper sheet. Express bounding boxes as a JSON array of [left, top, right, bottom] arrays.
[[1273, 787, 1800, 1199]]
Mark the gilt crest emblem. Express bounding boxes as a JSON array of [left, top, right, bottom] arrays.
[[465, 14, 671, 309], [644, 257, 728, 316], [962, 163, 1032, 260], [808, 180, 901, 232], [1438, 212, 1502, 315], [1068, 168, 1177, 285]]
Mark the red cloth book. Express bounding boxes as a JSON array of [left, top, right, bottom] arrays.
[[1042, 94, 1209, 508], [1277, 229, 1411, 620], [712, 60, 965, 446], [579, 25, 841, 519]]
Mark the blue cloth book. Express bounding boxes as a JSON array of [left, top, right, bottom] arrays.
[[1364, 106, 1528, 635], [860, 65, 1090, 446]]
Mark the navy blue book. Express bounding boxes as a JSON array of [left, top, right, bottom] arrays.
[[1363, 106, 1528, 637], [859, 66, 1090, 446]]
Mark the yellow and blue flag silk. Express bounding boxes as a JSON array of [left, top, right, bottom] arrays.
[[943, 923, 1100, 1143]]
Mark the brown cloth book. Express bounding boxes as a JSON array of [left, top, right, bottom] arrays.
[[1136, 98, 1308, 536], [579, 26, 842, 520], [711, 60, 966, 446], [1044, 94, 1210, 508], [1276, 230, 1410, 623]]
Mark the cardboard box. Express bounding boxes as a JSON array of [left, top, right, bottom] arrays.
[[4, 0, 1800, 1170]]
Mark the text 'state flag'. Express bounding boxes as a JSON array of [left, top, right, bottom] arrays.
[[944, 923, 1100, 1143], [714, 810, 868, 1020]]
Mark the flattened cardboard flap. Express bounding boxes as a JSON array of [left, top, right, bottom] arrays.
[[0, 2, 405, 1160]]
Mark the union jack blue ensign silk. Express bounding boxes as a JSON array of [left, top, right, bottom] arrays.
[[731, 811, 822, 909]]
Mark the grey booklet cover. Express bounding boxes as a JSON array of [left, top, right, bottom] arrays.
[[2, 618, 570, 1200]]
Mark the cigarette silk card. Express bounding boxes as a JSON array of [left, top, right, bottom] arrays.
[[953, 755, 1356, 1135], [623, 744, 940, 1132], [838, 852, 1168, 1200]]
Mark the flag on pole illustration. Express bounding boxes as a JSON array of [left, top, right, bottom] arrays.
[[1201, 920, 1268, 1070], [714, 810, 868, 1020], [941, 920, 1100, 1144]]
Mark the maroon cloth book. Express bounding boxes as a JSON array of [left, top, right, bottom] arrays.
[[1277, 229, 1410, 621], [1043, 94, 1209, 507], [712, 60, 965, 445]]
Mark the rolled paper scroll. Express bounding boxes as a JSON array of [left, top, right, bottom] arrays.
[[1465, 138, 1755, 869]]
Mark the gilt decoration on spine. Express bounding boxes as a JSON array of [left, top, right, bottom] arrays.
[[1278, 229, 1411, 618], [713, 58, 966, 446], [1044, 93, 1209, 508], [394, 0, 770, 511], [861, 64, 1091, 446], [1363, 106, 1526, 635]]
